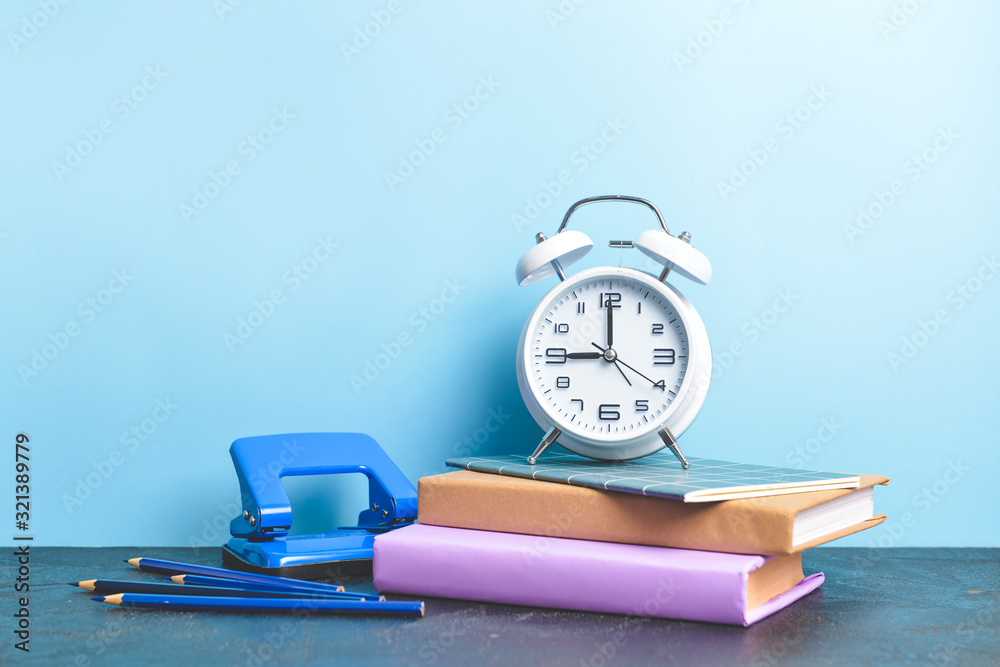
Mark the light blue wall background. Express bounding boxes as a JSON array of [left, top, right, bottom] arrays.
[[2, 1, 998, 547]]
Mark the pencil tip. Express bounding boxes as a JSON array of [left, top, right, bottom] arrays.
[[126, 558, 142, 567], [91, 596, 106, 602], [66, 582, 79, 587], [170, 575, 185, 584], [378, 595, 386, 602]]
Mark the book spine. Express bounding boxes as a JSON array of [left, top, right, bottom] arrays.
[[374, 524, 757, 625], [418, 475, 797, 556]]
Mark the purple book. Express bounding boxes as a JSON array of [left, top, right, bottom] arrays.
[[374, 524, 823, 626]]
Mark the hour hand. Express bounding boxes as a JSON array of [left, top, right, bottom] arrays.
[[566, 352, 602, 359]]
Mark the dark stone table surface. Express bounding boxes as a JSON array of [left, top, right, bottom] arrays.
[[2, 547, 997, 666]]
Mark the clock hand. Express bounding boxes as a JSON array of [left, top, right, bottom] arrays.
[[591, 343, 662, 389], [605, 297, 614, 348], [613, 360, 632, 386], [582, 339, 631, 385], [566, 352, 602, 359]]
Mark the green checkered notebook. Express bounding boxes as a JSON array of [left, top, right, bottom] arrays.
[[446, 453, 860, 503]]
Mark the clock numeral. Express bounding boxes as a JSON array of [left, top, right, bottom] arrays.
[[653, 348, 675, 364], [653, 380, 666, 391], [577, 302, 586, 314], [555, 376, 570, 389], [545, 348, 567, 364], [635, 400, 648, 413], [598, 292, 621, 309], [571, 399, 584, 411], [554, 323, 569, 334], [651, 324, 664, 335], [598, 404, 621, 421]]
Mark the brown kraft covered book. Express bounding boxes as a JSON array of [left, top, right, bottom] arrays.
[[418, 470, 889, 556]]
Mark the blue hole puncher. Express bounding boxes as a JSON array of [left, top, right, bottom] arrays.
[[222, 433, 418, 580]]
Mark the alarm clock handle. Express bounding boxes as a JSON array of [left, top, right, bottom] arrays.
[[556, 195, 671, 234], [527, 426, 561, 465]]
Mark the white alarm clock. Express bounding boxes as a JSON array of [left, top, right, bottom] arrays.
[[515, 195, 712, 468]]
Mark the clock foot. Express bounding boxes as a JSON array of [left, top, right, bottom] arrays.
[[527, 427, 561, 465], [658, 427, 691, 469]]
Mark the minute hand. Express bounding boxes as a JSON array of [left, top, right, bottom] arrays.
[[606, 297, 614, 348], [590, 343, 662, 388]]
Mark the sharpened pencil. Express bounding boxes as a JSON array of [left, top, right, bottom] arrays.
[[68, 580, 354, 600], [94, 593, 424, 617], [125, 557, 346, 594], [169, 574, 380, 601]]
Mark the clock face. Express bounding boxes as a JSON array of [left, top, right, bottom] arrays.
[[523, 271, 690, 443]]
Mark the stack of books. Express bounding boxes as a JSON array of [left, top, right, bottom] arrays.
[[373, 453, 888, 626]]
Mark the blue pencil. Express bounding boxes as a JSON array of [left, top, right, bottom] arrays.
[[126, 557, 347, 595], [169, 574, 380, 601], [69, 579, 354, 600], [94, 593, 424, 617]]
